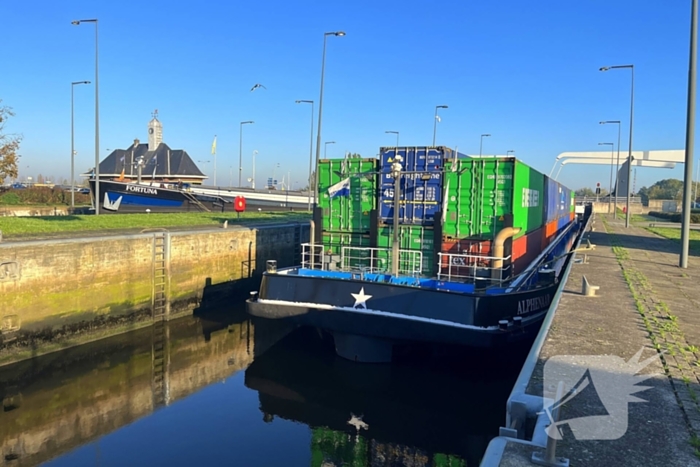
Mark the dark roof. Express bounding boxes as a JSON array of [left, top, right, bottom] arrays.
[[83, 142, 206, 179]]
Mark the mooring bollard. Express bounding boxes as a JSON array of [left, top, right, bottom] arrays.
[[532, 381, 570, 466], [582, 275, 599, 296]]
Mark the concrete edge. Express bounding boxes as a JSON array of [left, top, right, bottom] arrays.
[[481, 436, 546, 467], [0, 221, 310, 248], [504, 213, 594, 434]]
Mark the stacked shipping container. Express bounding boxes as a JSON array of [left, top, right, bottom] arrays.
[[315, 150, 574, 279], [316, 158, 377, 268]]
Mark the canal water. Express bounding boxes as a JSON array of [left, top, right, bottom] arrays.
[[0, 303, 529, 467]]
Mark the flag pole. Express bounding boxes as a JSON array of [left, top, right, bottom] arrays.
[[212, 135, 217, 187]]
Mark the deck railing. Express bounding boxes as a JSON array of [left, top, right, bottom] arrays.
[[437, 252, 511, 285], [300, 243, 423, 276], [340, 246, 423, 276]]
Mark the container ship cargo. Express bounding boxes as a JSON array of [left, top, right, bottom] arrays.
[[247, 147, 590, 363]]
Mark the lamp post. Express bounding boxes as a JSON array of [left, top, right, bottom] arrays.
[[479, 134, 491, 157], [600, 120, 622, 218], [252, 150, 258, 189], [324, 141, 336, 159], [598, 142, 615, 213], [239, 121, 254, 187], [385, 130, 399, 147], [390, 155, 404, 275], [432, 105, 448, 146], [600, 64, 634, 227], [507, 150, 515, 156], [314, 31, 345, 207], [71, 80, 90, 209], [71, 18, 99, 214], [295, 99, 314, 210], [681, 0, 698, 269]]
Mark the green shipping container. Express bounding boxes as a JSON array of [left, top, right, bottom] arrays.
[[442, 158, 545, 240], [318, 158, 377, 233], [376, 225, 435, 276]]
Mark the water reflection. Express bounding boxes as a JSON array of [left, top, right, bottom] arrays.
[[245, 329, 522, 466], [0, 305, 525, 467]]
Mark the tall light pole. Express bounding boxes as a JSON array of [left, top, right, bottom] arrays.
[[479, 134, 491, 157], [390, 155, 403, 275], [252, 150, 258, 189], [71, 80, 90, 209], [433, 105, 448, 146], [600, 120, 622, 218], [71, 18, 99, 214], [599, 142, 615, 213], [239, 121, 254, 187], [681, 0, 698, 268], [600, 64, 634, 227], [315, 31, 345, 207], [295, 99, 314, 210], [325, 141, 336, 159], [385, 130, 399, 147]]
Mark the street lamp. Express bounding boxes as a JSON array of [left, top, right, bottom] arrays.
[[314, 31, 345, 207], [600, 64, 634, 227], [433, 105, 448, 146], [239, 121, 254, 187], [385, 130, 399, 147], [325, 141, 336, 159], [507, 150, 515, 156], [600, 120, 622, 218], [390, 155, 404, 275], [681, 0, 698, 269], [598, 142, 615, 214], [251, 150, 258, 189], [295, 99, 314, 210], [479, 134, 491, 157], [71, 18, 100, 214], [71, 80, 90, 209]]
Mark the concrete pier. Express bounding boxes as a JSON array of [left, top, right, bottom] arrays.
[[483, 214, 700, 466]]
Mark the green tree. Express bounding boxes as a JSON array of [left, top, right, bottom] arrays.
[[575, 187, 595, 197], [0, 101, 22, 182]]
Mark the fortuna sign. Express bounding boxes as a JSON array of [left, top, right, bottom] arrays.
[[517, 294, 552, 315], [126, 185, 158, 195]]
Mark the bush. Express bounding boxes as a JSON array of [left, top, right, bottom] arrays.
[[648, 211, 700, 223], [0, 193, 21, 205]]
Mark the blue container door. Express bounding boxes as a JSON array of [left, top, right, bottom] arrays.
[[378, 147, 444, 225]]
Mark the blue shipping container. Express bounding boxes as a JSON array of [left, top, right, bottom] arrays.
[[557, 214, 570, 231], [544, 176, 571, 223], [378, 147, 462, 224]]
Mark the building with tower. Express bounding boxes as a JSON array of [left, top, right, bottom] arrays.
[[82, 111, 207, 185]]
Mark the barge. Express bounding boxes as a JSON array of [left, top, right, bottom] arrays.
[[246, 148, 588, 362]]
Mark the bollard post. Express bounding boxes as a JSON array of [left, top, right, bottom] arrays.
[[532, 381, 570, 466]]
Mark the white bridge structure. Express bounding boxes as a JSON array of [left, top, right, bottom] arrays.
[[551, 150, 684, 196]]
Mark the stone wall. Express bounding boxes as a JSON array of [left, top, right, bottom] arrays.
[[0, 222, 308, 356]]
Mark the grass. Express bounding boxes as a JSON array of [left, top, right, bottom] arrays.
[[646, 227, 700, 256], [0, 211, 311, 238]]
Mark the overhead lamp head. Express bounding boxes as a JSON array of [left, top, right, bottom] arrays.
[[599, 66, 610, 72], [335, 31, 346, 36]]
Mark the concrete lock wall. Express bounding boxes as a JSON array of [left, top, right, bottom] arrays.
[[0, 223, 308, 346]]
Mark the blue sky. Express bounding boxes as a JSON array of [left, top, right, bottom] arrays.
[[2, 0, 695, 191]]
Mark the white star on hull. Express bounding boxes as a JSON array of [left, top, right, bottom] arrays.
[[351, 287, 372, 309]]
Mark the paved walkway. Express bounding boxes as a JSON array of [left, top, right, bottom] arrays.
[[489, 214, 700, 466]]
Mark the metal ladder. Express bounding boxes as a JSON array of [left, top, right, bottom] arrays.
[[293, 223, 303, 265], [150, 231, 170, 408], [182, 191, 211, 212]]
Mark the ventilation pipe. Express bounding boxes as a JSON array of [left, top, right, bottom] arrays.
[[491, 227, 522, 280]]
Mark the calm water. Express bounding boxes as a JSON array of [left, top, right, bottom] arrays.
[[0, 303, 528, 467]]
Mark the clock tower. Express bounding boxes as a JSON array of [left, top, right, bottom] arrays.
[[148, 109, 163, 151]]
